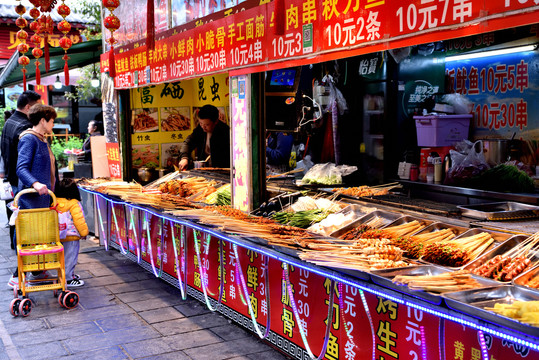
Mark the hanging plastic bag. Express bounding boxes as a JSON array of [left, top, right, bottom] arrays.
[[300, 162, 357, 185], [0, 179, 14, 201], [444, 140, 489, 186], [57, 211, 68, 240], [8, 201, 18, 226], [324, 75, 348, 116]]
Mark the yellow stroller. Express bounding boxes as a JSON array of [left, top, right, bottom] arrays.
[[10, 189, 79, 317]]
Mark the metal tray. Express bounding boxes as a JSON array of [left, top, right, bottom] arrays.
[[370, 265, 498, 305], [329, 210, 403, 239], [419, 228, 513, 269], [514, 264, 539, 292], [402, 222, 469, 259], [458, 202, 539, 221], [338, 204, 376, 219], [443, 285, 539, 336], [381, 215, 435, 232], [464, 235, 533, 283]]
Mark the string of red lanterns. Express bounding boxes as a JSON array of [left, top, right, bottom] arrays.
[[103, 0, 120, 79]]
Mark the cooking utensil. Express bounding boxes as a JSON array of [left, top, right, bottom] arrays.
[[482, 139, 509, 166]]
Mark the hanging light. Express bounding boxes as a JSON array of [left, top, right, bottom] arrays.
[[91, 65, 100, 88], [54, 75, 62, 89]]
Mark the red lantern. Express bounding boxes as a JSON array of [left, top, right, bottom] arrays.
[[32, 48, 43, 58], [18, 56, 30, 66], [57, 20, 71, 34], [57, 3, 70, 16], [17, 30, 28, 41], [103, 0, 120, 11], [29, 7, 40, 19], [17, 43, 29, 54], [15, 4, 26, 15], [59, 36, 72, 51], [15, 17, 28, 29], [103, 0, 121, 78], [30, 34, 42, 47], [29, 21, 41, 33], [104, 15, 121, 32]]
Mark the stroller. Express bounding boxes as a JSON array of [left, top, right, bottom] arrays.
[[10, 189, 79, 317]]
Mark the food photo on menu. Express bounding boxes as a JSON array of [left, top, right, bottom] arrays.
[[160, 107, 191, 131], [132, 108, 159, 132], [132, 144, 160, 169]]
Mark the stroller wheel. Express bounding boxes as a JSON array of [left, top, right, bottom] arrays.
[[58, 291, 68, 307], [19, 299, 32, 317], [10, 298, 21, 317], [63, 291, 79, 309]]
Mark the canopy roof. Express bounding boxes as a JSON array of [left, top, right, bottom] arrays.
[[0, 40, 102, 88]]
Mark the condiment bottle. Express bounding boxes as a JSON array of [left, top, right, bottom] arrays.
[[426, 156, 434, 183], [434, 157, 442, 183], [410, 164, 419, 181]]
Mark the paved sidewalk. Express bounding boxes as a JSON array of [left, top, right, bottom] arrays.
[[0, 225, 288, 360]]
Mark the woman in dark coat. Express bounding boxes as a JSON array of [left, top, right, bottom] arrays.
[[16, 104, 57, 210], [7, 104, 57, 289]]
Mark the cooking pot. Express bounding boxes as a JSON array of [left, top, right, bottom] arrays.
[[137, 167, 153, 182], [482, 139, 509, 166]]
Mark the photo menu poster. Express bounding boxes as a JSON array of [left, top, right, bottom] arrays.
[[129, 73, 229, 171]]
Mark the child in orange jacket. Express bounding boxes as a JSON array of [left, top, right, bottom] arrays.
[[55, 178, 89, 287]]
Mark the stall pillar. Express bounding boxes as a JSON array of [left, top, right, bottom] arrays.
[[230, 74, 253, 212]]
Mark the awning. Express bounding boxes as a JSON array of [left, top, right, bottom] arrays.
[[0, 40, 102, 88]]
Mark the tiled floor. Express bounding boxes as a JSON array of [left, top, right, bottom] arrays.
[[0, 213, 288, 360]]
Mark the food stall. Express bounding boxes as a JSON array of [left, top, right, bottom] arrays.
[[95, 0, 539, 359]]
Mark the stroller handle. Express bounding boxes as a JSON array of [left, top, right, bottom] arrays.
[[14, 188, 57, 208]]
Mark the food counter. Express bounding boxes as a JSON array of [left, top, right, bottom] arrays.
[[79, 181, 539, 360]]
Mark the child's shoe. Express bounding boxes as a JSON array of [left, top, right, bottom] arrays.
[[66, 278, 84, 287]]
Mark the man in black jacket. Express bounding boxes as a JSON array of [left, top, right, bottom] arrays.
[[1, 90, 41, 250], [179, 105, 230, 170]]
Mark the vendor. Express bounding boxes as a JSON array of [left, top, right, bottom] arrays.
[[79, 116, 104, 162], [266, 131, 294, 167], [179, 105, 230, 170]]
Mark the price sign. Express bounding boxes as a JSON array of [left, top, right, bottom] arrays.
[[106, 143, 122, 179]]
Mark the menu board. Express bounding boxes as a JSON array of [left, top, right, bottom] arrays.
[[129, 73, 229, 171]]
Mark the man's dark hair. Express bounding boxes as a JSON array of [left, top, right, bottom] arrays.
[[55, 178, 81, 201], [198, 104, 219, 123], [16, 90, 41, 110], [28, 104, 57, 126]]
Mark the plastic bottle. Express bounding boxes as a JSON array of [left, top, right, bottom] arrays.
[[426, 156, 434, 183], [410, 164, 419, 181], [434, 157, 442, 183]]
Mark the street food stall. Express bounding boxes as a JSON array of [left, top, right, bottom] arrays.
[[91, 0, 539, 359]]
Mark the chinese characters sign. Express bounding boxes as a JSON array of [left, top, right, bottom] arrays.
[[446, 50, 538, 140], [112, 0, 538, 88]]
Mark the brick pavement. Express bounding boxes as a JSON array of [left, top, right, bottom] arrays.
[[0, 224, 289, 360]]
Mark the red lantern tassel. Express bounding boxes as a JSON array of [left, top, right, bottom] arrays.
[[64, 58, 69, 86], [35, 63, 41, 85], [146, 0, 155, 51], [22, 69, 27, 91], [44, 34, 50, 72], [109, 46, 116, 78], [274, 0, 285, 35]]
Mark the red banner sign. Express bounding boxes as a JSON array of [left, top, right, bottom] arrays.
[[105, 143, 122, 179], [112, 0, 538, 88]]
